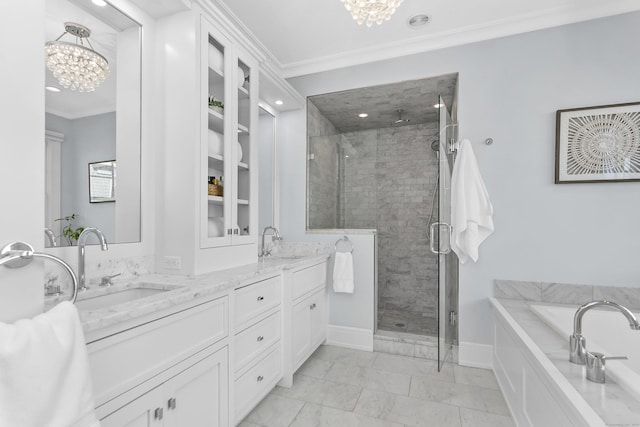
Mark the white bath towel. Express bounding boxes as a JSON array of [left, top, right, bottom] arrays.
[[450, 139, 494, 263], [333, 252, 355, 294], [0, 302, 100, 427]]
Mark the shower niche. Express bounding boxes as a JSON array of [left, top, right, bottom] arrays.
[[306, 74, 459, 367]]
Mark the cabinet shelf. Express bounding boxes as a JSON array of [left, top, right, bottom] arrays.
[[237, 123, 249, 134], [209, 65, 223, 77], [208, 196, 224, 205], [238, 161, 248, 170], [238, 199, 249, 205], [208, 109, 224, 134], [209, 154, 224, 164], [238, 86, 249, 98]]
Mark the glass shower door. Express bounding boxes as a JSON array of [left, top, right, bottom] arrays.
[[437, 96, 459, 371]]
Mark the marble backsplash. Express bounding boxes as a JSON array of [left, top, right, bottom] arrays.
[[273, 241, 332, 257], [494, 279, 640, 310], [45, 255, 155, 295]]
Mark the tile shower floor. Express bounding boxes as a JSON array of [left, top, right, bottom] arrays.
[[238, 345, 515, 427], [378, 308, 438, 336]]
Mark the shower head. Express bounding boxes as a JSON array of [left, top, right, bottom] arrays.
[[392, 109, 410, 125]]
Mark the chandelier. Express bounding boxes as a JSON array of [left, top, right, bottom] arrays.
[[45, 23, 110, 92], [341, 0, 405, 27]]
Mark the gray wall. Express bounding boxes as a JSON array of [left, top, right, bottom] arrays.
[[46, 112, 116, 244], [280, 11, 640, 349]]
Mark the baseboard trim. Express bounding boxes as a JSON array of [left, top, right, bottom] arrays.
[[459, 341, 493, 369], [326, 325, 374, 352]]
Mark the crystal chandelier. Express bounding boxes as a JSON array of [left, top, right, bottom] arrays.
[[341, 0, 405, 27], [45, 23, 110, 92]]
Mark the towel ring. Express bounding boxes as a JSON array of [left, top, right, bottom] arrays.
[[334, 236, 354, 254], [0, 242, 79, 304]]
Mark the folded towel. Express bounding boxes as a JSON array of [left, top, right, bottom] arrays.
[[333, 252, 355, 294], [0, 302, 99, 427], [450, 139, 494, 263]]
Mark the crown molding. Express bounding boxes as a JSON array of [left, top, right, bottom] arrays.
[[282, 0, 640, 78]]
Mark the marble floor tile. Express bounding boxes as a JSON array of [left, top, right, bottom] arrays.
[[354, 388, 462, 427], [324, 362, 411, 395], [409, 376, 510, 416], [312, 345, 377, 367], [290, 402, 405, 427], [237, 421, 262, 427], [296, 357, 333, 379], [459, 407, 516, 427], [453, 365, 499, 390], [244, 394, 305, 427], [272, 374, 362, 411]]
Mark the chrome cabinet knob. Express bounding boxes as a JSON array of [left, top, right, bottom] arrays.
[[257, 335, 264, 342], [154, 408, 163, 420], [257, 296, 264, 301], [257, 375, 264, 382], [168, 397, 177, 410]]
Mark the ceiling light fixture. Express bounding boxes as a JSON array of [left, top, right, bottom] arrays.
[[45, 22, 110, 92], [358, 113, 368, 118], [275, 100, 284, 105], [341, 0, 404, 27], [408, 14, 429, 28]]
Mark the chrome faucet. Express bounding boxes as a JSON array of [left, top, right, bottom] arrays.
[[44, 228, 57, 247], [78, 227, 108, 291], [260, 226, 281, 257], [569, 300, 640, 364]]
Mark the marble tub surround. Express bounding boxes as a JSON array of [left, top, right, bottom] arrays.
[[45, 253, 329, 342], [373, 331, 459, 363], [492, 297, 640, 425], [45, 254, 155, 296], [494, 279, 640, 308]]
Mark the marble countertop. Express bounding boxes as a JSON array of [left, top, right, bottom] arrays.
[[46, 252, 330, 339], [492, 297, 640, 426]]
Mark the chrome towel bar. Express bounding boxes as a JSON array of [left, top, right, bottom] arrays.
[[0, 241, 79, 304]]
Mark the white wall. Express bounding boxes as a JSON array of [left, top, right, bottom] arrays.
[[281, 12, 640, 353]]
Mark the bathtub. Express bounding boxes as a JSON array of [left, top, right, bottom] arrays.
[[490, 298, 640, 426], [531, 304, 640, 402]]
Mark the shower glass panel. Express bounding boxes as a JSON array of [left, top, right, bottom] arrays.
[[437, 96, 459, 370]]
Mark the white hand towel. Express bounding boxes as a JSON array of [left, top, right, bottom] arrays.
[[450, 139, 494, 264], [0, 301, 100, 427], [333, 252, 354, 294]]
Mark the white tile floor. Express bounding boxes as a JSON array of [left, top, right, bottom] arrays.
[[239, 345, 515, 427]]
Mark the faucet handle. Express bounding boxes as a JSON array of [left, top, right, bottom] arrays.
[[100, 273, 121, 287], [586, 351, 627, 383]]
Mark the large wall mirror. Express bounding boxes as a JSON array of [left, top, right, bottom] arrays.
[[44, 0, 141, 247], [258, 104, 278, 232]]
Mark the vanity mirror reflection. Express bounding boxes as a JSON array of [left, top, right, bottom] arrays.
[[258, 104, 278, 232], [44, 0, 141, 247]]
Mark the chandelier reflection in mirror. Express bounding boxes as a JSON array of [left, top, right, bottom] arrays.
[[341, 0, 404, 27], [45, 22, 110, 92]]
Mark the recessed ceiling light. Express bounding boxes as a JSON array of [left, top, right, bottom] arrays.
[[275, 100, 284, 105], [45, 86, 61, 92], [358, 113, 368, 118], [407, 14, 429, 28], [92, 0, 107, 6], [433, 103, 444, 108]]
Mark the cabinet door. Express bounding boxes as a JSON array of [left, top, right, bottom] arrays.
[[164, 347, 229, 427], [310, 290, 327, 348], [292, 297, 312, 368], [101, 386, 163, 427]]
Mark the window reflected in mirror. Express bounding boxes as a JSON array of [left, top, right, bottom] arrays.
[[89, 160, 116, 203]]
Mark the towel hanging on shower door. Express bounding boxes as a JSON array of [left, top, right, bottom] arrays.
[[450, 139, 494, 263]]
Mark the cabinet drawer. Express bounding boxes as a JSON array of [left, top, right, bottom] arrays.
[[89, 296, 228, 406], [235, 276, 280, 327], [234, 311, 281, 372], [235, 346, 281, 420], [292, 262, 326, 300]]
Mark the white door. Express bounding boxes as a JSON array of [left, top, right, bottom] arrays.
[[100, 386, 163, 427], [292, 298, 312, 368]]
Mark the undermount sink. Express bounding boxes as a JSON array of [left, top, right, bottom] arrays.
[[75, 285, 171, 311]]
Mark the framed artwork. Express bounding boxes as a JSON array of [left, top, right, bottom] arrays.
[[555, 102, 640, 183]]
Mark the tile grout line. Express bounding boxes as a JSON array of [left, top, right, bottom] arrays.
[[287, 401, 307, 427]]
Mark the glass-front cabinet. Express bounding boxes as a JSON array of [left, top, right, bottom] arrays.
[[200, 17, 258, 248]]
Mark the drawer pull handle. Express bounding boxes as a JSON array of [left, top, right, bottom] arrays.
[[257, 296, 264, 301], [257, 375, 264, 382], [168, 397, 177, 410], [154, 408, 163, 420], [257, 335, 264, 342], [310, 303, 316, 310]]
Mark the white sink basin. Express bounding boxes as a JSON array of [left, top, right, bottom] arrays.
[[75, 286, 170, 311]]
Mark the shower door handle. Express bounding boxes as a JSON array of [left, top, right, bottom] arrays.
[[429, 222, 452, 255]]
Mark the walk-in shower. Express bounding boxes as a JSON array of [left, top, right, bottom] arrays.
[[306, 74, 459, 367]]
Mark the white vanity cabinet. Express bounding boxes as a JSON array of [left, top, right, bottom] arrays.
[[200, 16, 259, 250], [281, 260, 329, 387], [92, 296, 230, 426], [232, 274, 283, 423], [101, 347, 228, 427]]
